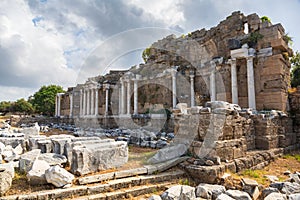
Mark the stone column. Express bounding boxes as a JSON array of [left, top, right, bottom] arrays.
[[105, 84, 110, 115], [190, 73, 195, 107], [246, 55, 256, 109], [171, 69, 177, 108], [69, 93, 73, 117], [127, 80, 131, 115], [120, 79, 125, 114], [83, 89, 86, 116], [57, 94, 62, 117], [210, 62, 216, 101], [133, 75, 140, 115], [119, 87, 122, 115], [87, 89, 91, 115], [230, 58, 238, 104], [55, 95, 58, 116], [79, 89, 83, 116], [90, 88, 94, 116], [95, 87, 99, 116]]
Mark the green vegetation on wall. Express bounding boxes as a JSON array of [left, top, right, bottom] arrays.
[[291, 51, 300, 88], [261, 16, 271, 23]]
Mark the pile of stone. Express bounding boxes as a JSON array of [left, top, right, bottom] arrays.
[[148, 172, 300, 200], [0, 122, 129, 195], [75, 128, 173, 149]]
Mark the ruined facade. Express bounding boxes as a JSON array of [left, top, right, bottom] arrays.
[[56, 11, 292, 123]]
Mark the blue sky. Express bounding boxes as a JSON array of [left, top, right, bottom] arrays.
[[0, 0, 300, 101]]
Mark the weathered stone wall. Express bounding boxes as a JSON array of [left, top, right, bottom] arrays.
[[175, 103, 297, 162]]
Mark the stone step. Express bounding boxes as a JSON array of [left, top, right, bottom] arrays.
[[1, 170, 186, 200], [71, 183, 174, 200], [78, 156, 189, 185]]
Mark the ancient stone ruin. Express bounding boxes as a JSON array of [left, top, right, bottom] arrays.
[[1, 11, 300, 200]]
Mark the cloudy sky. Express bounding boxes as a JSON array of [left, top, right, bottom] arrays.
[[0, 0, 300, 101]]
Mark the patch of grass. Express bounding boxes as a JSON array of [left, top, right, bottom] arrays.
[[283, 154, 300, 162], [241, 169, 260, 178], [178, 178, 190, 185]]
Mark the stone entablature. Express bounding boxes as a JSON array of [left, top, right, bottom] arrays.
[[56, 11, 292, 120]]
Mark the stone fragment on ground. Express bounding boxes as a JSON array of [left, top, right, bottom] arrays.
[[19, 149, 41, 173], [148, 194, 162, 200], [225, 189, 252, 200], [195, 183, 226, 199], [242, 178, 259, 200], [0, 163, 15, 178], [38, 153, 67, 166], [216, 193, 235, 200], [0, 168, 12, 196], [45, 165, 74, 187], [147, 143, 187, 164], [161, 185, 196, 200], [27, 160, 50, 185], [264, 192, 287, 200]]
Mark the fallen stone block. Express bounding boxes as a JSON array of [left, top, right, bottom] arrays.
[[65, 138, 109, 165], [0, 138, 26, 150], [147, 143, 188, 164], [289, 193, 300, 200], [37, 139, 53, 153], [71, 141, 128, 175], [0, 163, 15, 178], [22, 122, 40, 139], [264, 192, 287, 200], [216, 193, 235, 200], [148, 194, 162, 200], [161, 185, 196, 200], [28, 135, 47, 150], [0, 142, 5, 154], [27, 160, 50, 185], [38, 153, 67, 166], [0, 168, 12, 196], [195, 183, 226, 199], [45, 165, 74, 188], [19, 149, 41, 173], [225, 189, 252, 200]]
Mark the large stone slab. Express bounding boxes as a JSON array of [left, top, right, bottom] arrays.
[[45, 165, 74, 188], [71, 140, 128, 175], [147, 144, 187, 164], [27, 160, 50, 185], [65, 137, 108, 165], [19, 149, 41, 173], [38, 153, 67, 166]]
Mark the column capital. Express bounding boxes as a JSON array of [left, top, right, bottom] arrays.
[[246, 55, 255, 61], [171, 69, 177, 77], [228, 58, 237, 64], [104, 83, 110, 90]]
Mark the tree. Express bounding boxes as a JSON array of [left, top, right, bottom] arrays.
[[291, 51, 300, 88], [30, 85, 65, 116], [11, 98, 34, 114], [142, 47, 151, 63], [0, 101, 13, 114]]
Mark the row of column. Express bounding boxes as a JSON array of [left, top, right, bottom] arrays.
[[55, 93, 64, 117], [119, 75, 140, 115], [79, 85, 109, 117], [229, 55, 256, 109]]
